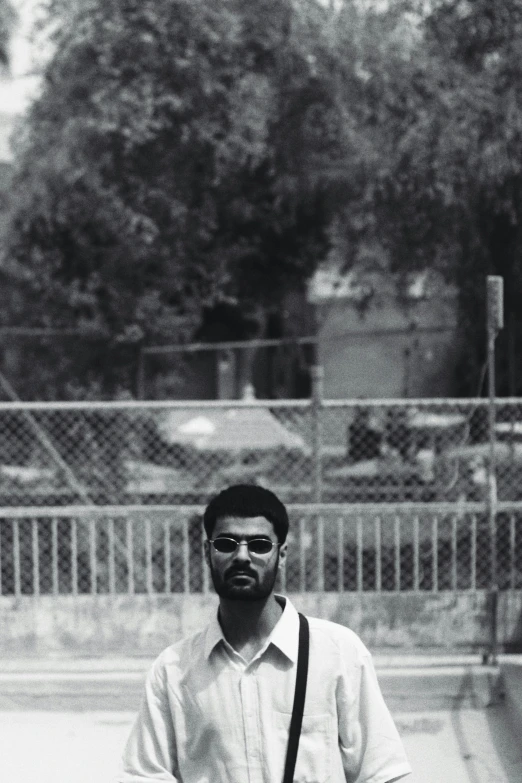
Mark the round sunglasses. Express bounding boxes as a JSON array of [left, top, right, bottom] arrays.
[[208, 537, 280, 556]]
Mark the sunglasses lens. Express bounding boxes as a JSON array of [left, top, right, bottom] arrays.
[[249, 540, 273, 555], [213, 538, 236, 553]]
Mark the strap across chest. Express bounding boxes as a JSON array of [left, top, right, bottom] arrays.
[[282, 612, 310, 783]]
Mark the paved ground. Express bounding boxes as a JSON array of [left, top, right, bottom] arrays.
[[0, 656, 521, 783]]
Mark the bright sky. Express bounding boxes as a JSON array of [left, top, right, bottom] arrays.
[[1, 0, 43, 115], [0, 0, 47, 161]]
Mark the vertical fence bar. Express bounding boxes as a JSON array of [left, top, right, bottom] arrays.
[[299, 517, 306, 592], [413, 516, 420, 591], [471, 514, 477, 591], [356, 516, 363, 593], [279, 553, 287, 593], [451, 515, 458, 591], [311, 367, 324, 504], [89, 517, 97, 595], [52, 518, 59, 596], [202, 534, 209, 594], [394, 516, 401, 592], [316, 515, 324, 591], [510, 512, 516, 589], [375, 516, 382, 592], [71, 518, 78, 596], [13, 519, 21, 598], [337, 516, 344, 592], [31, 519, 40, 598], [432, 515, 438, 592], [32, 519, 39, 598], [183, 519, 190, 594], [145, 517, 153, 595], [108, 518, 116, 596], [164, 518, 171, 595], [126, 517, 134, 595]]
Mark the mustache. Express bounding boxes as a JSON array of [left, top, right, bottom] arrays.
[[225, 567, 257, 580]]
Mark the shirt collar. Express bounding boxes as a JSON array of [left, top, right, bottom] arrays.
[[203, 595, 300, 663], [269, 595, 300, 662]]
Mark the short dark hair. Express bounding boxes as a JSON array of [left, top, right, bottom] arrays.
[[203, 484, 289, 543]]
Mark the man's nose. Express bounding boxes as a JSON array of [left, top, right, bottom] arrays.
[[233, 542, 251, 562]]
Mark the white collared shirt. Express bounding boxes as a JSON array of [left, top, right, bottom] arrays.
[[120, 596, 411, 783]]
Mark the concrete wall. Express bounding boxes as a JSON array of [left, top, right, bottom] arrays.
[[501, 658, 522, 740], [2, 590, 522, 657], [316, 296, 459, 400]]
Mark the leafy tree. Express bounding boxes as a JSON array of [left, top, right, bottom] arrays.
[[11, 0, 520, 399], [4, 0, 350, 397], [329, 0, 522, 395]]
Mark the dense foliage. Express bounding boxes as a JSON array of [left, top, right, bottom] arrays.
[[5, 0, 345, 393], [4, 0, 522, 397]]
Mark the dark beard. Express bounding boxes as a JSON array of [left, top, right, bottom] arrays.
[[210, 562, 279, 601]]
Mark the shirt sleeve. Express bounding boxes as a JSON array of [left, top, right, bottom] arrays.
[[118, 660, 180, 782], [337, 638, 412, 783]]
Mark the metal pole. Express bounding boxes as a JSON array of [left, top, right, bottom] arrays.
[[137, 349, 145, 400], [311, 365, 324, 504], [486, 275, 503, 664], [487, 323, 497, 592]]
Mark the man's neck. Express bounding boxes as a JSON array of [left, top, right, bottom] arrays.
[[218, 594, 284, 657]]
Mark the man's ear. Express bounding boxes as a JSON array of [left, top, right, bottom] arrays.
[[204, 539, 211, 568]]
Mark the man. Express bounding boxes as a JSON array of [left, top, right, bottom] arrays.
[[120, 484, 411, 783]]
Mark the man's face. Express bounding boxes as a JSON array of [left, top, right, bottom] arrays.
[[205, 515, 287, 601]]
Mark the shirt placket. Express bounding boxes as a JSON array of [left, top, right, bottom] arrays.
[[240, 666, 264, 783]]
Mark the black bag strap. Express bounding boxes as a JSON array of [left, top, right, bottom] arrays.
[[282, 612, 310, 783]]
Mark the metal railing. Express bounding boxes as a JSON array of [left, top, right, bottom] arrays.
[[1, 502, 521, 596]]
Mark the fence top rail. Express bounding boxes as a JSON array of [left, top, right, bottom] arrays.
[[0, 397, 521, 411], [0, 501, 500, 518], [322, 397, 522, 408], [0, 399, 313, 411]]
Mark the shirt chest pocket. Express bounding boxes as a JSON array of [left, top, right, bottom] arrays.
[[274, 712, 332, 783]]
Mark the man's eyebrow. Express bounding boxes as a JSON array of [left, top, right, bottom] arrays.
[[216, 533, 272, 540]]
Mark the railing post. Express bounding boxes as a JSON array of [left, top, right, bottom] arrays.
[[316, 514, 324, 591], [164, 518, 171, 595], [311, 365, 324, 504], [32, 519, 40, 598], [126, 517, 134, 595], [89, 518, 97, 595], [71, 518, 78, 596], [202, 533, 209, 594], [183, 519, 190, 594], [52, 517, 59, 596], [13, 519, 21, 598]]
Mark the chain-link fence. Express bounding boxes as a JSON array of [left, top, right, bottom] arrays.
[[0, 398, 520, 506], [0, 398, 521, 594]]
